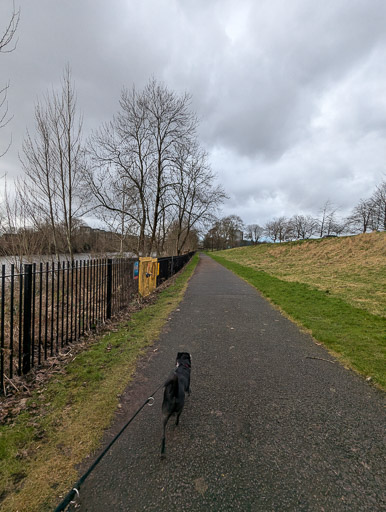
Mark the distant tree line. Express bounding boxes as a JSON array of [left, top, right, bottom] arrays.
[[204, 180, 386, 249], [203, 215, 245, 250]]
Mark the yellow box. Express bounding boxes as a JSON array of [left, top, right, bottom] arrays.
[[138, 257, 158, 297]]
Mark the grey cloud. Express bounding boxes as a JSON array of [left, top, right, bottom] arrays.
[[1, 0, 385, 227]]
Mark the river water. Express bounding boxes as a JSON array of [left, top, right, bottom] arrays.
[[0, 252, 136, 276]]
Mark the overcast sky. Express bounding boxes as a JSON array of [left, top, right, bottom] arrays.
[[1, 0, 386, 227]]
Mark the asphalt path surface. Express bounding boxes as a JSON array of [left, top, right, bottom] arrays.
[[70, 254, 385, 511]]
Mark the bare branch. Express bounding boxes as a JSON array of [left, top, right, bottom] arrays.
[[0, 2, 20, 53]]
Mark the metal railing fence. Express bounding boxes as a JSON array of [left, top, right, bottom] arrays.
[[0, 252, 194, 394], [157, 252, 195, 286], [0, 258, 137, 392]]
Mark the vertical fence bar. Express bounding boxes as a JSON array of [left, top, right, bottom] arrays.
[[119, 259, 122, 308], [50, 262, 55, 357], [10, 264, 15, 377], [119, 259, 122, 310], [56, 262, 60, 353], [99, 259, 102, 324], [38, 263, 42, 365], [113, 260, 116, 312], [81, 261, 85, 334], [100, 260, 103, 321], [115, 260, 118, 311], [111, 261, 114, 313], [61, 262, 65, 348], [105, 260, 108, 321], [0, 266, 5, 392], [96, 259, 99, 323], [92, 260, 96, 327], [116, 260, 119, 311], [90, 260, 93, 327], [101, 260, 104, 323], [44, 263, 49, 360], [78, 260, 81, 335], [106, 259, 112, 320], [118, 259, 121, 310], [96, 259, 99, 325], [18, 271, 23, 375], [74, 261, 78, 341], [70, 262, 74, 342], [115, 260, 119, 311], [32, 263, 36, 367], [101, 260, 104, 321], [78, 260, 82, 336], [22, 264, 33, 375], [85, 261, 89, 330], [66, 261, 70, 344], [88, 260, 91, 328]]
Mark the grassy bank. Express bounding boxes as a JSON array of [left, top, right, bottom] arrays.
[[209, 239, 385, 390], [0, 253, 199, 512], [213, 232, 385, 317]]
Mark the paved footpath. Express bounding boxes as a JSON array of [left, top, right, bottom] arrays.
[[71, 254, 385, 512]]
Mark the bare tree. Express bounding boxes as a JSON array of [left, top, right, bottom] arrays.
[[169, 144, 226, 254], [142, 79, 198, 255], [264, 217, 290, 243], [0, 178, 46, 269], [203, 215, 245, 251], [264, 219, 280, 243], [221, 215, 245, 247], [347, 198, 374, 233], [87, 78, 222, 256], [370, 180, 386, 231], [91, 194, 139, 256], [0, 2, 20, 156], [87, 85, 154, 255], [290, 214, 318, 240], [21, 65, 86, 261], [245, 224, 264, 244], [317, 200, 342, 237]]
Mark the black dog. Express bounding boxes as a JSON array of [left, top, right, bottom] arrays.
[[161, 352, 191, 456]]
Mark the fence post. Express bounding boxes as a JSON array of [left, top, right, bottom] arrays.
[[0, 266, 5, 393], [22, 264, 33, 375], [106, 259, 112, 320]]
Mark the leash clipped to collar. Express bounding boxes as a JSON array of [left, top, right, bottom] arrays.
[[69, 488, 80, 505]]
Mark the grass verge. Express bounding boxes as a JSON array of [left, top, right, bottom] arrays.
[[212, 233, 386, 317], [0, 253, 199, 512], [209, 253, 385, 390]]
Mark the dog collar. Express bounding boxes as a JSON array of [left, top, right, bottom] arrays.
[[176, 362, 191, 369]]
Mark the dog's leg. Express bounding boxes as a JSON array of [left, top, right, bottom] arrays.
[[161, 413, 172, 456], [175, 411, 181, 426]]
